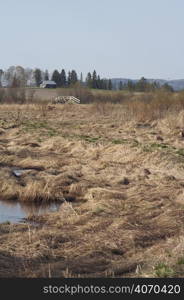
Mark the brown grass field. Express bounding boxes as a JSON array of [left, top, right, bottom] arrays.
[[1, 90, 184, 277]]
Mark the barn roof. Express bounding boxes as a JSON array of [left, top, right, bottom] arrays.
[[42, 80, 56, 85]]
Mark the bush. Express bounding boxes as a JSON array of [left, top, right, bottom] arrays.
[[1, 88, 27, 104]]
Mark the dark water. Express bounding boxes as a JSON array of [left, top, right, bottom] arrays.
[[0, 200, 61, 224]]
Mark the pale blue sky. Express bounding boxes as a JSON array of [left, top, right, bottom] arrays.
[[1, 0, 184, 79]]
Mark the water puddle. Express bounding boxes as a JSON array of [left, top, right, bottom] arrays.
[[0, 199, 61, 224]]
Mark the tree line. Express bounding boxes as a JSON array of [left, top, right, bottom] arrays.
[[35, 68, 113, 90], [118, 77, 174, 92], [0, 66, 113, 90], [0, 66, 174, 92]]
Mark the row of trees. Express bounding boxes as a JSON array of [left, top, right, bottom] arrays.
[[38, 68, 113, 90], [118, 77, 174, 92], [30, 68, 79, 87], [0, 66, 113, 90], [0, 66, 174, 92], [86, 71, 112, 90], [50, 69, 78, 87]]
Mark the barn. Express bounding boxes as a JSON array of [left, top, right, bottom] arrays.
[[40, 80, 57, 88]]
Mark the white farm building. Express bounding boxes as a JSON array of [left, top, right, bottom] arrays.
[[40, 80, 57, 88]]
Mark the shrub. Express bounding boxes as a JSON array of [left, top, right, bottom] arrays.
[[3, 88, 27, 104]]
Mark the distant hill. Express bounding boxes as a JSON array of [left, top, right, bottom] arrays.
[[111, 78, 184, 91], [166, 79, 184, 91]]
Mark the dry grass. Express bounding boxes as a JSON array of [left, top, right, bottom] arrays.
[[1, 91, 184, 277]]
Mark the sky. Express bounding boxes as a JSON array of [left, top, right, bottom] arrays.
[[1, 0, 184, 79]]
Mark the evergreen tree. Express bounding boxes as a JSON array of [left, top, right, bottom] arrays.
[[103, 79, 109, 90], [119, 81, 123, 90], [34, 68, 42, 87], [70, 70, 78, 85], [127, 80, 135, 91], [60, 69, 67, 87], [80, 72, 83, 84], [44, 70, 49, 81], [86, 72, 92, 88], [97, 75, 101, 89], [67, 71, 71, 86], [136, 77, 147, 92], [108, 79, 112, 90], [51, 70, 61, 87], [100, 79, 105, 89], [92, 70, 97, 88]]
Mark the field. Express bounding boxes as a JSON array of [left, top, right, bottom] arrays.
[[1, 90, 184, 277]]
